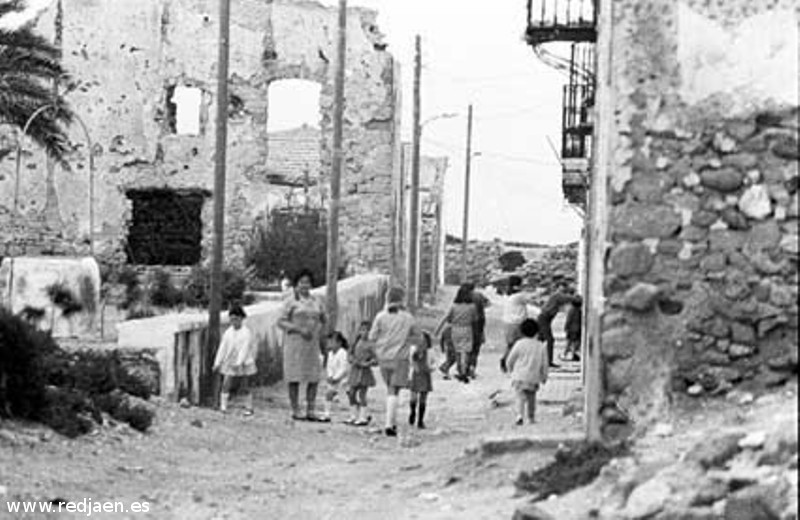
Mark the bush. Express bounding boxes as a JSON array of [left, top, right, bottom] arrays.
[[0, 309, 155, 437], [117, 266, 142, 310], [245, 207, 342, 288], [181, 266, 252, 309], [149, 268, 182, 307], [0, 308, 52, 419]]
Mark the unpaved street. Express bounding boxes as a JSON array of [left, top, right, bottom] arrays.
[[2, 295, 582, 519]]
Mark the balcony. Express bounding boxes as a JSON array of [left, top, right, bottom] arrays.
[[526, 0, 597, 46]]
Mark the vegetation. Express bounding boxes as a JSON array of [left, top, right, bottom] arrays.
[[0, 308, 155, 437], [0, 1, 74, 165], [498, 251, 526, 272], [246, 207, 345, 288]]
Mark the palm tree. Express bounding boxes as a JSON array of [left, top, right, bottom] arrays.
[[0, 0, 73, 165]]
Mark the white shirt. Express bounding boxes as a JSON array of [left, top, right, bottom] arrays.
[[503, 293, 530, 324], [326, 348, 349, 382]]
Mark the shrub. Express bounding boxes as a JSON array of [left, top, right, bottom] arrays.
[[0, 308, 52, 419], [117, 266, 142, 310], [149, 268, 182, 307], [181, 266, 253, 309], [0, 309, 155, 437], [245, 207, 336, 288]]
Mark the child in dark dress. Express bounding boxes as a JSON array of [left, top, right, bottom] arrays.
[[409, 331, 434, 429], [346, 321, 377, 426]]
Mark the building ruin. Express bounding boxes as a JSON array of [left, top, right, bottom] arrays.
[[0, 0, 403, 277]]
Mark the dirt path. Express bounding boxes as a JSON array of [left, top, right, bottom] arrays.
[[2, 292, 582, 519]]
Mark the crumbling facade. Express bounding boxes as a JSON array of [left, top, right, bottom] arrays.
[[590, 0, 798, 434], [0, 0, 402, 276]]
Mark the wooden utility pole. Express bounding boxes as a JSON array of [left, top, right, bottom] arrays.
[[326, 0, 347, 332], [407, 35, 422, 311], [205, 0, 231, 407], [460, 104, 473, 283]]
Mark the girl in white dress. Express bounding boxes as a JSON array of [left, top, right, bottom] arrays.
[[213, 305, 257, 415]]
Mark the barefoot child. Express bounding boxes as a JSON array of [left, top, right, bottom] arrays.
[[506, 318, 549, 425], [321, 331, 349, 422], [409, 331, 434, 429], [346, 321, 377, 426], [213, 305, 257, 415]]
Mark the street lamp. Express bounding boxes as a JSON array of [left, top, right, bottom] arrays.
[[408, 111, 459, 309]]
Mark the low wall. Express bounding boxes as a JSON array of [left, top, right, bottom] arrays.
[[0, 256, 101, 338], [117, 274, 389, 403]]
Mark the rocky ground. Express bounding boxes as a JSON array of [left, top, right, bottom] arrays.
[[517, 381, 798, 520]]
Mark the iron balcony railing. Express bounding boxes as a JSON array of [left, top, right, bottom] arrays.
[[526, 0, 597, 45]]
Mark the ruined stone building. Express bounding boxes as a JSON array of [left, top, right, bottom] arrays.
[[526, 0, 798, 438], [0, 0, 403, 277]]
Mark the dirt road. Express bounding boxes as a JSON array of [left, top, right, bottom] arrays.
[[1, 292, 582, 520]]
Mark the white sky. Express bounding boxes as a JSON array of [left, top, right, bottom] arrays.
[[268, 0, 584, 245]]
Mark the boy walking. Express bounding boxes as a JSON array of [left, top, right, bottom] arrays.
[[506, 318, 549, 425]]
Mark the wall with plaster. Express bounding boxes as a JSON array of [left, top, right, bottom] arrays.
[[0, 0, 401, 276], [596, 0, 798, 434]]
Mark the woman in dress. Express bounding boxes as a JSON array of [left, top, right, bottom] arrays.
[[435, 284, 478, 383], [277, 268, 327, 421]]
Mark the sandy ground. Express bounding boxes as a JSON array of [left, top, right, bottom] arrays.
[[1, 289, 582, 520]]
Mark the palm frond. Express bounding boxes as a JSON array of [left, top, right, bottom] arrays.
[[0, 24, 74, 166]]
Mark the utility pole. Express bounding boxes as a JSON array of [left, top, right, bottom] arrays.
[[205, 0, 231, 407], [326, 0, 347, 332], [407, 35, 422, 311], [460, 104, 473, 284]]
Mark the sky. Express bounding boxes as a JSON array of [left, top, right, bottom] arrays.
[[288, 0, 584, 245]]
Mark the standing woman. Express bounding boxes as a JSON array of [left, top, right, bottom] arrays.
[[369, 286, 421, 437], [278, 268, 327, 421], [435, 284, 478, 383]]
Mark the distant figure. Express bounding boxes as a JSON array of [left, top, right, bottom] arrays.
[[537, 283, 575, 368], [321, 331, 349, 422], [213, 305, 257, 416], [437, 324, 456, 379], [434, 284, 478, 383], [346, 321, 378, 426], [506, 318, 549, 426], [500, 275, 538, 372], [408, 332, 434, 429], [563, 295, 583, 362], [467, 282, 490, 378]]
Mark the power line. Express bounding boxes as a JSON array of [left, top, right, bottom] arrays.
[[423, 137, 559, 166]]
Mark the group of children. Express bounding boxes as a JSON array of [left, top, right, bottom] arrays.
[[212, 310, 435, 428], [212, 292, 580, 429], [322, 321, 435, 428]]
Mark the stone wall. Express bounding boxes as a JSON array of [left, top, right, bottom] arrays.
[[0, 0, 400, 275], [444, 239, 503, 285], [596, 0, 799, 433]]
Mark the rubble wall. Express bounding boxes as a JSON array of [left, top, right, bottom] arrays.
[[0, 0, 399, 275], [599, 0, 799, 430]]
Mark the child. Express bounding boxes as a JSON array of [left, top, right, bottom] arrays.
[[563, 295, 582, 362], [506, 318, 549, 425], [321, 331, 349, 422], [346, 321, 377, 426], [212, 305, 257, 415], [409, 331, 434, 429]]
